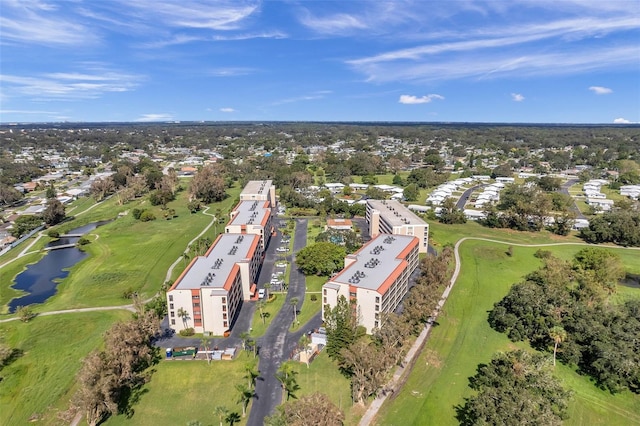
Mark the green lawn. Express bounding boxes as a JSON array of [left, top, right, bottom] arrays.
[[0, 311, 132, 425], [106, 359, 253, 426], [375, 240, 640, 426], [290, 292, 322, 332], [249, 294, 285, 337]]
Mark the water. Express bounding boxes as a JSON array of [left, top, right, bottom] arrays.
[[7, 221, 110, 313]]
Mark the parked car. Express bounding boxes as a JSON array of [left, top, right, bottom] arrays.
[[258, 289, 266, 299]]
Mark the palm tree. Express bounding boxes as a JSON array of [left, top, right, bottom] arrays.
[[225, 411, 241, 426], [549, 325, 567, 366], [177, 307, 189, 328], [213, 405, 228, 426], [290, 297, 299, 324], [235, 383, 255, 417], [244, 363, 259, 389], [200, 337, 211, 364], [239, 332, 250, 352], [264, 282, 272, 298], [256, 300, 267, 325], [275, 361, 298, 404]]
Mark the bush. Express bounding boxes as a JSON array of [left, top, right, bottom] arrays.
[[139, 211, 156, 222], [77, 237, 90, 246], [132, 208, 143, 220], [179, 328, 195, 337], [310, 294, 318, 302], [47, 229, 60, 238]]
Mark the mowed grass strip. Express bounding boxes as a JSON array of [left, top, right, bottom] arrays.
[[0, 310, 132, 426], [105, 360, 252, 426], [375, 241, 640, 426]]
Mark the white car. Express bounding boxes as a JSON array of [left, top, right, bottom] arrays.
[[258, 289, 266, 299], [276, 247, 288, 252]]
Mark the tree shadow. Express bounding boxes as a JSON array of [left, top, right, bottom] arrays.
[[0, 348, 24, 372]]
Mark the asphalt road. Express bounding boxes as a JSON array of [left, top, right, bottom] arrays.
[[455, 184, 483, 210], [248, 218, 321, 425], [560, 178, 587, 220]]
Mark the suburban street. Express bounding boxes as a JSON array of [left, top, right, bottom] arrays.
[[560, 178, 587, 220]]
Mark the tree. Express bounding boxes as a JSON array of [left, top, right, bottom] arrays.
[[276, 362, 300, 404], [276, 392, 345, 426], [73, 350, 118, 426], [235, 383, 255, 417], [214, 406, 228, 426], [324, 296, 361, 364], [201, 338, 211, 364], [290, 297, 299, 325], [340, 339, 389, 405], [225, 411, 241, 426], [403, 183, 419, 202], [244, 363, 259, 389], [549, 326, 567, 367], [42, 198, 65, 225], [256, 300, 268, 325], [0, 183, 22, 206], [239, 332, 251, 353], [456, 350, 571, 426], [190, 164, 227, 203], [177, 307, 189, 328], [295, 242, 346, 276], [438, 197, 467, 224]]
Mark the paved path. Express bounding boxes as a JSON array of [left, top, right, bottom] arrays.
[[560, 178, 587, 220], [358, 236, 640, 425]]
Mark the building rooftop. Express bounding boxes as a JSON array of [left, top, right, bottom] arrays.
[[240, 180, 273, 197], [368, 199, 427, 227], [172, 233, 260, 291], [330, 234, 417, 292], [228, 200, 270, 227]]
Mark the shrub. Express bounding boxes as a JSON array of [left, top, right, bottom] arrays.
[[47, 229, 60, 238], [310, 294, 317, 302], [139, 211, 156, 222], [77, 237, 90, 246], [132, 208, 143, 220], [179, 328, 195, 337]]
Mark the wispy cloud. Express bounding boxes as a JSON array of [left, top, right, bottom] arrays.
[[0, 0, 98, 46], [399, 94, 444, 104], [272, 91, 332, 106], [511, 93, 525, 102], [589, 86, 612, 95], [135, 113, 174, 122], [208, 67, 257, 77], [220, 108, 235, 113], [0, 65, 143, 101]]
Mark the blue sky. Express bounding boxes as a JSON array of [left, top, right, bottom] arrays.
[[1, 0, 639, 124]]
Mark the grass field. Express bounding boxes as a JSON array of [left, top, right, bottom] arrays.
[[1, 184, 242, 315], [375, 239, 640, 426], [106, 359, 253, 426], [0, 311, 132, 425]]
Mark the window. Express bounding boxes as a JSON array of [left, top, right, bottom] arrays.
[[192, 295, 200, 300], [323, 297, 327, 304], [375, 296, 380, 303], [171, 319, 175, 325], [168, 295, 173, 302], [222, 305, 227, 312], [193, 303, 200, 308], [169, 303, 174, 309], [223, 313, 227, 319], [323, 289, 327, 295], [170, 311, 175, 317], [223, 321, 228, 327], [374, 321, 379, 328], [222, 297, 226, 304], [194, 311, 201, 316], [375, 304, 380, 311], [194, 319, 202, 326]]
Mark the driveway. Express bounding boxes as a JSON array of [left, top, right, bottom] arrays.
[[560, 179, 587, 220]]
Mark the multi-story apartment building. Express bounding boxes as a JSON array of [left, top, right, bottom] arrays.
[[225, 200, 273, 249], [366, 199, 429, 253], [240, 179, 277, 208], [166, 233, 261, 335], [321, 234, 420, 334]]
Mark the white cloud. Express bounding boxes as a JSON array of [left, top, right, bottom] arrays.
[[135, 113, 174, 122], [589, 86, 613, 95], [511, 93, 525, 102], [220, 108, 235, 113], [613, 118, 636, 124], [272, 91, 332, 106], [0, 65, 142, 101], [208, 68, 256, 77], [399, 94, 444, 104]]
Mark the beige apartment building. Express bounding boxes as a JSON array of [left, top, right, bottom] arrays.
[[366, 199, 429, 253], [225, 200, 274, 249], [240, 179, 277, 208], [166, 233, 262, 335], [322, 234, 420, 334]]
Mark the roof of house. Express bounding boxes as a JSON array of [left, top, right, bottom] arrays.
[[367, 199, 428, 227], [240, 180, 273, 198], [328, 234, 418, 293], [170, 233, 260, 291], [228, 200, 271, 227]]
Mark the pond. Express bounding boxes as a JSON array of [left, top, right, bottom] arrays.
[[8, 221, 110, 313]]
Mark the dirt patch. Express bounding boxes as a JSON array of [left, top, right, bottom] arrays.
[[424, 349, 443, 369]]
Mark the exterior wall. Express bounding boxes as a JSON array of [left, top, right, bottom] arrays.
[[167, 289, 194, 332]]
